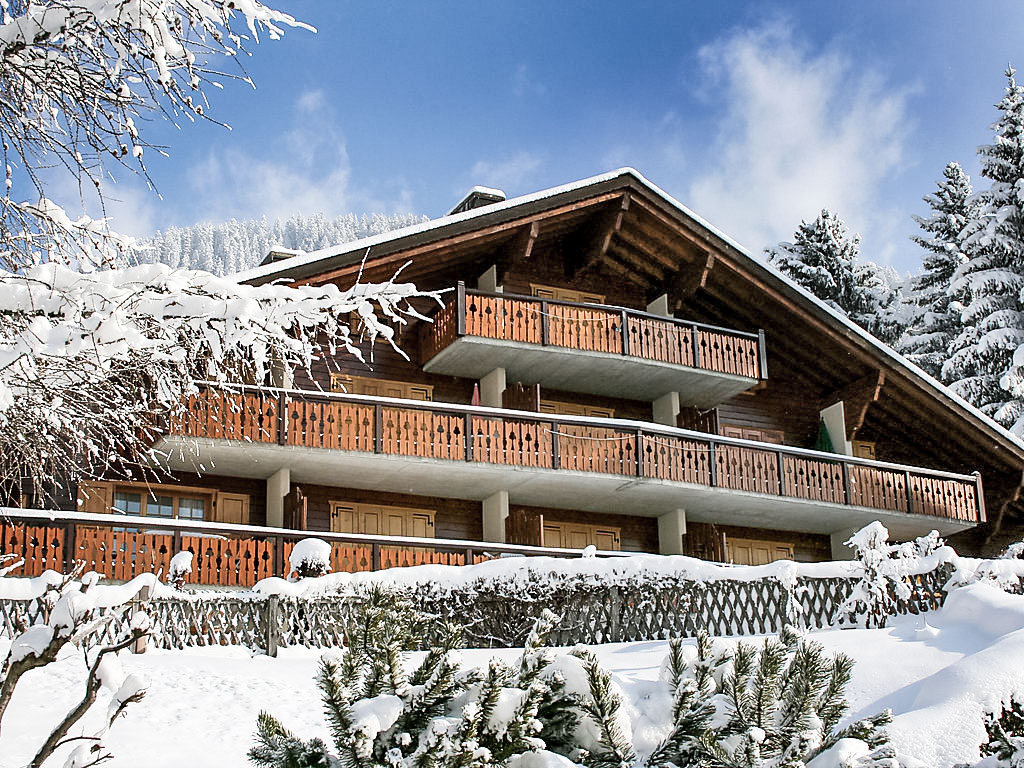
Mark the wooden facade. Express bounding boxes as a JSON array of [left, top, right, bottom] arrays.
[[20, 168, 1024, 587]]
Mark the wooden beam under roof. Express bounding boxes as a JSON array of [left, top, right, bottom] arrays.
[[653, 252, 715, 310], [824, 370, 885, 441], [603, 243, 669, 288], [614, 223, 696, 273], [566, 193, 630, 277], [302, 191, 623, 287], [493, 221, 540, 284]]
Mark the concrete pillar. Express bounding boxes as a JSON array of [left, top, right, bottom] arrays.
[[653, 391, 681, 427], [657, 509, 687, 555], [480, 367, 506, 408], [266, 467, 290, 528], [646, 293, 671, 317], [482, 490, 509, 543], [269, 353, 293, 389], [830, 527, 860, 561], [477, 265, 503, 293]]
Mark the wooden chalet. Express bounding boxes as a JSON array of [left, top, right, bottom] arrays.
[[6, 168, 1024, 586]]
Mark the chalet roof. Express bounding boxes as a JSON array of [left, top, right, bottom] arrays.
[[235, 167, 1024, 464]]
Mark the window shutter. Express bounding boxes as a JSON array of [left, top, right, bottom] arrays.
[[214, 492, 250, 525], [77, 481, 113, 515]]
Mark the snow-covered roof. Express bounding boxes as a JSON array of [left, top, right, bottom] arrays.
[[235, 167, 1024, 459]]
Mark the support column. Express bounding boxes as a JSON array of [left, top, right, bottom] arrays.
[[266, 467, 290, 529], [477, 265, 503, 293], [646, 293, 671, 317], [480, 368, 506, 408], [829, 527, 860, 561], [482, 490, 509, 543], [653, 391, 681, 427], [269, 350, 293, 389], [657, 509, 687, 555]]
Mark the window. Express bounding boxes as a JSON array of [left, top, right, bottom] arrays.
[[530, 284, 605, 305], [330, 374, 433, 402], [112, 488, 207, 520]]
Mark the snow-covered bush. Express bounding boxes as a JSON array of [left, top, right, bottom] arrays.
[[0, 564, 153, 766], [250, 592, 579, 768], [168, 550, 194, 592], [837, 523, 946, 628], [289, 538, 332, 580], [980, 699, 1024, 767], [645, 628, 897, 768]]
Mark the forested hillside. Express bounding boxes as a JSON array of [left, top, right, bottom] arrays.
[[140, 212, 428, 275]]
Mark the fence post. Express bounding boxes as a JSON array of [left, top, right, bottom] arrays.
[[130, 583, 152, 654], [540, 300, 550, 345], [265, 595, 279, 658], [608, 585, 622, 643], [620, 310, 630, 355], [63, 522, 77, 573], [277, 392, 288, 446]]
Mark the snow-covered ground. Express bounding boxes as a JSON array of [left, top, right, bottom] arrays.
[[2, 582, 1023, 767]]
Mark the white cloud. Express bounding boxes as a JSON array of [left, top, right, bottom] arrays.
[[686, 21, 911, 263], [512, 64, 546, 98], [468, 151, 543, 192]]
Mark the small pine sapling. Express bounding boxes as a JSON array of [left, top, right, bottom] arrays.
[[646, 627, 896, 768], [572, 649, 636, 768], [251, 600, 578, 768]]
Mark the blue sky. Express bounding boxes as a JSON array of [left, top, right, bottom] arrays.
[[99, 1, 1024, 273]]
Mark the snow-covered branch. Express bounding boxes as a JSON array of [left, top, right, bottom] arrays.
[[0, 0, 311, 270], [0, 261, 442, 500]]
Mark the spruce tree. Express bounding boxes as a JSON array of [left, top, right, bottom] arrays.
[[768, 211, 907, 346], [902, 162, 975, 382], [767, 210, 861, 315], [946, 67, 1024, 428]]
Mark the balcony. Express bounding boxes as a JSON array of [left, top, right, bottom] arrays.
[[0, 509, 620, 586], [156, 386, 984, 540], [420, 284, 767, 407]]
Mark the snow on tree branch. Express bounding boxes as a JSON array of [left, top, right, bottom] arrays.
[[0, 0, 311, 270], [0, 261, 442, 499]]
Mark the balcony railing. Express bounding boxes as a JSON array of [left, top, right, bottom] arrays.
[[0, 509, 626, 586], [420, 283, 767, 380], [167, 386, 984, 524]]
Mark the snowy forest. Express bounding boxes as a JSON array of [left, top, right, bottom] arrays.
[[139, 212, 428, 274], [768, 67, 1024, 434]]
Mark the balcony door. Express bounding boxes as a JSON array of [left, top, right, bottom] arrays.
[[330, 501, 435, 538]]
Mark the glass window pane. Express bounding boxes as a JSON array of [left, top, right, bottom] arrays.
[[113, 492, 141, 516], [178, 497, 205, 521], [149, 495, 174, 518]]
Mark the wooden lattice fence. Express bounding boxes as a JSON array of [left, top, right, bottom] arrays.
[[0, 566, 954, 655]]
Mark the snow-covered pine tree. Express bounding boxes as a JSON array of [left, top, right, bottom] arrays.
[[901, 162, 975, 382], [980, 698, 1024, 767], [250, 598, 579, 768], [767, 210, 908, 345], [946, 68, 1024, 428], [767, 210, 861, 315], [645, 627, 898, 768]]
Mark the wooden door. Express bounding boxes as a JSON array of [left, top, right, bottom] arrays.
[[214, 492, 250, 525]]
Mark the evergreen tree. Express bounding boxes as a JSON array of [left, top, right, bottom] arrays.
[[767, 210, 861, 315], [768, 211, 908, 346], [901, 162, 975, 382], [946, 67, 1024, 428], [645, 628, 897, 768]]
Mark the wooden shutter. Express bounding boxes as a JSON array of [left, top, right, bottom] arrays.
[[542, 522, 564, 548], [506, 508, 544, 546], [541, 521, 621, 551], [214, 492, 250, 525], [593, 528, 621, 551], [725, 537, 794, 565], [720, 424, 784, 444], [77, 481, 113, 514], [330, 502, 357, 533], [409, 511, 434, 538], [852, 440, 876, 459]]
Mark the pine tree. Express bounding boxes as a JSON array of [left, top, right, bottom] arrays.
[[645, 628, 897, 768], [767, 210, 908, 346], [980, 698, 1024, 766], [946, 67, 1024, 428], [902, 162, 975, 382], [767, 210, 861, 316], [251, 599, 578, 768]]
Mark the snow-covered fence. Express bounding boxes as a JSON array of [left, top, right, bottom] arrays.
[[2, 565, 951, 654]]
